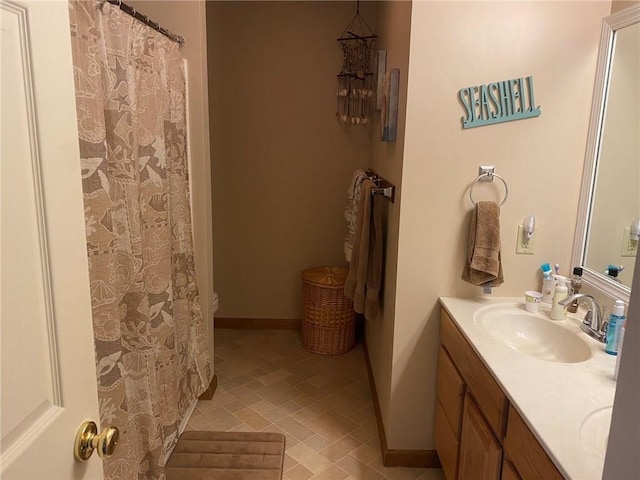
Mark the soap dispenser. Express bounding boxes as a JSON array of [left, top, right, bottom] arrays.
[[550, 275, 569, 320]]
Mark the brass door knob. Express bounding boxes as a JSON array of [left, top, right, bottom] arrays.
[[74, 421, 119, 462]]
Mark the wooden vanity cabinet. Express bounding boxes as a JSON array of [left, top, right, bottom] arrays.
[[436, 309, 563, 480], [436, 310, 507, 480], [440, 310, 508, 441], [434, 347, 465, 479]]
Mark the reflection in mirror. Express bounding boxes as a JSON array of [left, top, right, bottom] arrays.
[[586, 22, 640, 288], [573, 5, 640, 303]]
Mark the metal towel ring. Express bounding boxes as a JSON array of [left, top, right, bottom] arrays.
[[469, 172, 509, 206]]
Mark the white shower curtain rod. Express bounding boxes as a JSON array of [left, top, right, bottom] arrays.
[[106, 0, 185, 47]]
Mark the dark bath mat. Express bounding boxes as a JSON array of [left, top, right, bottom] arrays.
[[166, 431, 285, 480]]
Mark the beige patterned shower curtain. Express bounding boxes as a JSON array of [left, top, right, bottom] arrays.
[[69, 1, 211, 478]]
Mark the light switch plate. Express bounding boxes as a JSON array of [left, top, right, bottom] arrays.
[[516, 225, 535, 255], [621, 226, 638, 257]]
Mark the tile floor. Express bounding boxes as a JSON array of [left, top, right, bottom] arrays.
[[186, 328, 444, 480]]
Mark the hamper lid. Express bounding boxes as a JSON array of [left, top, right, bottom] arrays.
[[301, 267, 348, 286]]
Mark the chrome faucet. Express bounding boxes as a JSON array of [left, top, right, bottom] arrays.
[[558, 294, 606, 343]]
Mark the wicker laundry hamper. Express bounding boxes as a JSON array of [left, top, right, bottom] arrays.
[[301, 266, 356, 355]]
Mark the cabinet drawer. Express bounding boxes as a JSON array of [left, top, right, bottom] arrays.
[[504, 405, 564, 480], [436, 346, 465, 436], [441, 309, 508, 441], [435, 399, 459, 480]]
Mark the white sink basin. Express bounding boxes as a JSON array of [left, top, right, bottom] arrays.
[[580, 406, 613, 460], [473, 304, 593, 363]]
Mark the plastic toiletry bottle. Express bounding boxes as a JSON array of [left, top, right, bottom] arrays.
[[550, 275, 569, 320], [567, 267, 583, 313], [605, 300, 626, 355], [605, 265, 623, 283], [614, 320, 626, 379], [541, 263, 554, 304]]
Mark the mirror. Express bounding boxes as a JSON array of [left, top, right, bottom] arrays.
[[573, 4, 640, 303]]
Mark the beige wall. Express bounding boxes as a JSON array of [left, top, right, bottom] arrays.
[[208, 1, 373, 320], [611, 0, 639, 13], [128, 0, 215, 374], [387, 0, 610, 449], [366, 0, 412, 448]]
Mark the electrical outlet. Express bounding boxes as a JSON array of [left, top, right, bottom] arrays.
[[621, 226, 638, 257], [516, 224, 535, 254]]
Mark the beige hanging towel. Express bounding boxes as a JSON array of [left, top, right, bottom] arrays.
[[364, 195, 384, 321], [344, 169, 369, 262], [345, 179, 382, 320], [462, 201, 504, 287]]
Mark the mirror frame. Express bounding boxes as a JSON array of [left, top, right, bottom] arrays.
[[572, 4, 640, 304]]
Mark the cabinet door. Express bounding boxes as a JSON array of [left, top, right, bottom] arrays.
[[503, 405, 563, 480], [435, 399, 459, 480], [501, 458, 522, 480], [436, 346, 465, 436], [459, 394, 502, 480]]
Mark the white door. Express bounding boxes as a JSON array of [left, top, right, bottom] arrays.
[[1, 0, 104, 478]]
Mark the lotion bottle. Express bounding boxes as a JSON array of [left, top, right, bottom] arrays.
[[550, 275, 569, 320]]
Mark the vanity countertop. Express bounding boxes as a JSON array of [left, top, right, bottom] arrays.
[[439, 296, 617, 480]]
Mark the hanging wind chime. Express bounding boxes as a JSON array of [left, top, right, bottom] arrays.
[[336, 0, 377, 125]]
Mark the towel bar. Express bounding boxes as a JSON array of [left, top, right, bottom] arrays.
[[372, 185, 394, 201], [365, 169, 395, 202], [469, 166, 508, 206]]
